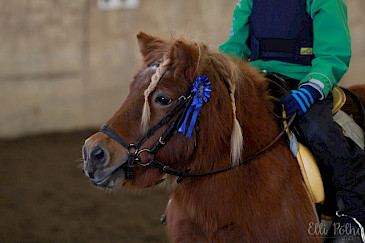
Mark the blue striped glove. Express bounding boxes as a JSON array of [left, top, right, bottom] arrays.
[[280, 85, 322, 116]]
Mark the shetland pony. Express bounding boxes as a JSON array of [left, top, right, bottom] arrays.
[[82, 32, 365, 242]]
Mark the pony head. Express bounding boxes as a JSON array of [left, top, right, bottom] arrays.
[[82, 32, 245, 189]]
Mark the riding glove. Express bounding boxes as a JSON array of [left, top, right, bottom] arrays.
[[280, 85, 322, 116]]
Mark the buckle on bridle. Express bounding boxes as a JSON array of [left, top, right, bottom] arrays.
[[125, 144, 139, 180], [125, 149, 136, 180]]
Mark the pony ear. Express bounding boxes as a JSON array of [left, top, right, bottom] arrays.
[[137, 31, 169, 61], [170, 40, 196, 80], [137, 31, 157, 58]]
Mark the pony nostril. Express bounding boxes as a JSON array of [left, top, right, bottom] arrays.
[[88, 171, 95, 179], [90, 146, 108, 165], [94, 150, 105, 161]]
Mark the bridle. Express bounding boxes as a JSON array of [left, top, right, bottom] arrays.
[[100, 74, 295, 183], [101, 90, 194, 180]]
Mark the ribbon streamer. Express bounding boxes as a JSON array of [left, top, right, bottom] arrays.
[[178, 75, 211, 137]]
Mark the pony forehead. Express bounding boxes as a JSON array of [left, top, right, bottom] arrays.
[[135, 63, 164, 83], [140, 64, 159, 76]]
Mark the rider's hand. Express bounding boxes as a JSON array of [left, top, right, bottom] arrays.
[[280, 85, 322, 116]]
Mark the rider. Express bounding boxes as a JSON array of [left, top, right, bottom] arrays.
[[219, 0, 365, 242]]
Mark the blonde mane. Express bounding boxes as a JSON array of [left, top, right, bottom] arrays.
[[208, 52, 245, 166]]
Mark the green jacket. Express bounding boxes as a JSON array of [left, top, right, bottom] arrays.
[[219, 0, 351, 97]]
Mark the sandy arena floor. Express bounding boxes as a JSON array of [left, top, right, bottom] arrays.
[[0, 129, 169, 242]]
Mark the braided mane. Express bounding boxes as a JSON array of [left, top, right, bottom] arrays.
[[141, 58, 171, 131]]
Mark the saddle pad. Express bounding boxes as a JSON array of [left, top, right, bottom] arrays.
[[334, 110, 365, 150]]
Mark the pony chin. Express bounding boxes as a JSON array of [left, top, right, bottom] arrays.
[[90, 172, 126, 191], [104, 177, 125, 191], [92, 166, 165, 190]]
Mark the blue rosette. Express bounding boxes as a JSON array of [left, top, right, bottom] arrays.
[[178, 75, 212, 137]]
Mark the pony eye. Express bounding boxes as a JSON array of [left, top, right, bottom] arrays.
[[149, 63, 160, 68], [155, 96, 173, 106]]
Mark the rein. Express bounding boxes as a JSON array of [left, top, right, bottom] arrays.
[[100, 74, 295, 183], [147, 112, 296, 183]]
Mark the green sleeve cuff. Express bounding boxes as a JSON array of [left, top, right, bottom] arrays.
[[299, 73, 333, 97]]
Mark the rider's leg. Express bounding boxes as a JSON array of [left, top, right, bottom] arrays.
[[296, 93, 365, 227]]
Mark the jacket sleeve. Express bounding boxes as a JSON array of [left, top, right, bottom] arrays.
[[218, 0, 253, 60], [299, 0, 351, 97]]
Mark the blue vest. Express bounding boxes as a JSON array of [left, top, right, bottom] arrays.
[[249, 0, 314, 65]]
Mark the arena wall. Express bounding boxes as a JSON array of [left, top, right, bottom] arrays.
[[0, 0, 364, 137]]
